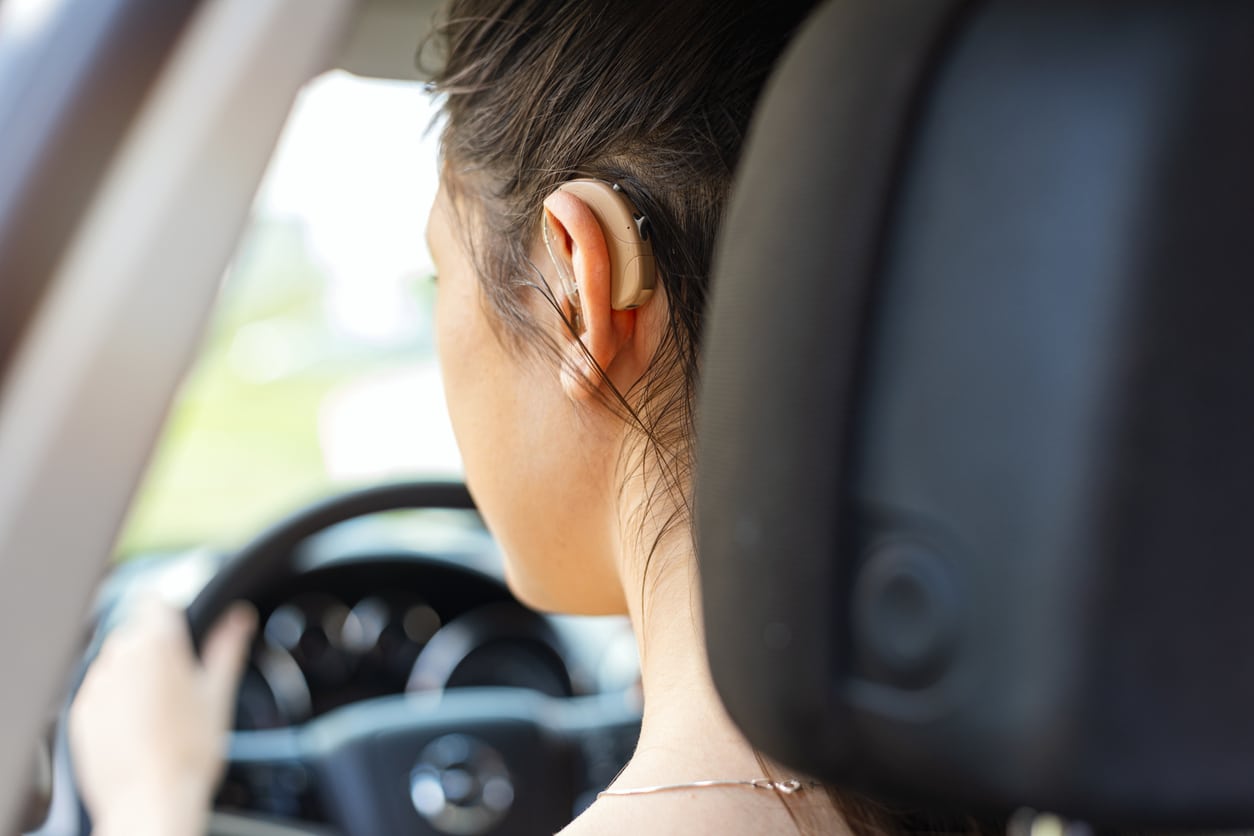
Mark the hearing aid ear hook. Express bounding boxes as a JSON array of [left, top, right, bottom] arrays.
[[545, 179, 657, 323], [542, 208, 584, 335]]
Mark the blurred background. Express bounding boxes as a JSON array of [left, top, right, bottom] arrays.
[[117, 71, 459, 558]]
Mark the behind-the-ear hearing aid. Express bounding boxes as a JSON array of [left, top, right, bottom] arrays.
[[545, 179, 657, 312]]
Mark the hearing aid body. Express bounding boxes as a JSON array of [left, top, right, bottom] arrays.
[[556, 179, 656, 310]]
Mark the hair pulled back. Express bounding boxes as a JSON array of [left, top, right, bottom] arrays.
[[428, 0, 815, 567], [427, 4, 995, 834]]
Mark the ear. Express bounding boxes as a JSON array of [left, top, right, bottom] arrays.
[[542, 189, 641, 401]]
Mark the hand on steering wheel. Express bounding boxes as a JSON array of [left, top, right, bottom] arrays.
[[43, 483, 639, 836], [68, 597, 256, 836]]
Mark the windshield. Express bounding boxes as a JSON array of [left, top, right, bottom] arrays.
[[117, 71, 458, 558]]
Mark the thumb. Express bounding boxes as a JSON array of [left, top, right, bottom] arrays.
[[200, 603, 257, 717]]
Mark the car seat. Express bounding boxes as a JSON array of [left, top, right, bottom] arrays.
[[697, 0, 1254, 827]]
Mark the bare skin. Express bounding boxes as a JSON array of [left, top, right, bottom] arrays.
[[68, 181, 849, 835], [69, 598, 255, 836], [558, 549, 844, 836], [430, 183, 847, 836]]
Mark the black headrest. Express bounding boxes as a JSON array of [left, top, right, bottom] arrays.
[[697, 0, 1254, 827]]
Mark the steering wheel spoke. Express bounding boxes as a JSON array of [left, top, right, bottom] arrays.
[[48, 484, 642, 836], [208, 810, 337, 836], [220, 727, 321, 823], [222, 687, 638, 836]]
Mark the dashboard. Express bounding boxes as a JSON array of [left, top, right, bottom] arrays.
[[42, 505, 644, 835], [162, 510, 646, 831]]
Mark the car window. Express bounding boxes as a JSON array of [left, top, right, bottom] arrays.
[[117, 70, 458, 558], [0, 0, 65, 84]]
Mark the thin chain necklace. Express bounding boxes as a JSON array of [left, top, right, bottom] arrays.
[[598, 778, 820, 798]]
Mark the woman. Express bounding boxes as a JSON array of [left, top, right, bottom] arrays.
[[70, 1, 951, 834]]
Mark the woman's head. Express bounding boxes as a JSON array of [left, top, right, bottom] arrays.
[[425, 0, 814, 615]]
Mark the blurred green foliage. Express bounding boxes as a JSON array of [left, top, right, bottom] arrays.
[[115, 217, 437, 557]]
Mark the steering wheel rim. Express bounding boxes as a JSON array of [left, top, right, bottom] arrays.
[[186, 481, 476, 650], [41, 481, 639, 836]]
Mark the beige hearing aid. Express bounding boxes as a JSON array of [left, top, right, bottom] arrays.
[[555, 179, 657, 310]]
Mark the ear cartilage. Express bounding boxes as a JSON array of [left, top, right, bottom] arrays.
[[556, 179, 657, 310]]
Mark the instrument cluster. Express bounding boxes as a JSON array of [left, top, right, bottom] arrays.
[[232, 557, 576, 731]]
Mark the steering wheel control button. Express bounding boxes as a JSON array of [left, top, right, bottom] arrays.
[[850, 541, 960, 690], [410, 734, 515, 835]]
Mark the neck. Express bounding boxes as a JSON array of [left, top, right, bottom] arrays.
[[615, 534, 768, 784], [564, 473, 849, 835]]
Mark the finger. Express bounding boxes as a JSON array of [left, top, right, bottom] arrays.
[[201, 603, 257, 713], [115, 594, 190, 652]]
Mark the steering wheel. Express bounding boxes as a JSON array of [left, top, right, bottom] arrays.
[[35, 482, 641, 836]]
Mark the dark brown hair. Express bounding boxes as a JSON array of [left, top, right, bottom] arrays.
[[427, 2, 994, 834], [427, 0, 818, 583]]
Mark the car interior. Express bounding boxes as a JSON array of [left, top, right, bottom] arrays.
[[1, 0, 1253, 835]]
